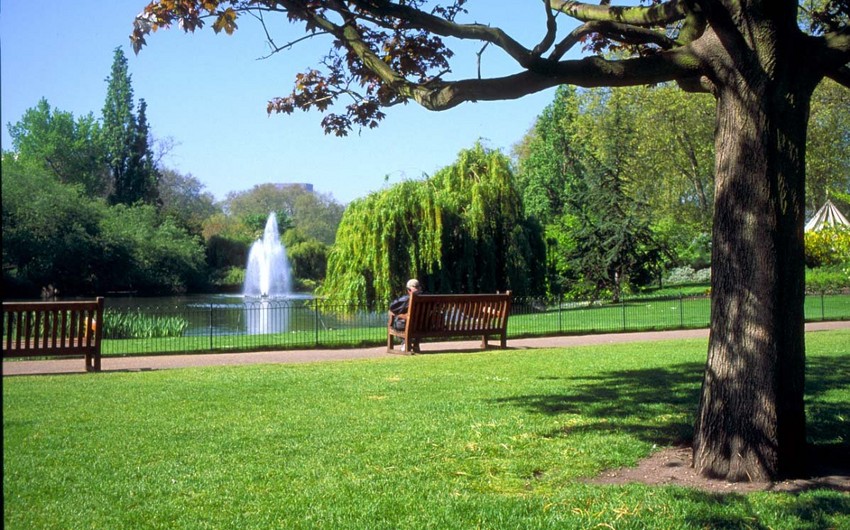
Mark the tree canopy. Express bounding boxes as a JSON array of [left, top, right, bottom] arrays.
[[224, 183, 344, 245], [2, 51, 203, 296], [516, 85, 667, 298], [807, 78, 850, 211], [1, 156, 205, 295], [158, 168, 220, 236], [7, 98, 107, 196], [517, 79, 849, 289]]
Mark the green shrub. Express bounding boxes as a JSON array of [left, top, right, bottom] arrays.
[[222, 266, 246, 285], [804, 226, 850, 267], [806, 265, 850, 294]]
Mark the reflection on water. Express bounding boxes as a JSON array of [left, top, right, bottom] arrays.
[[106, 294, 312, 336], [245, 299, 290, 335]]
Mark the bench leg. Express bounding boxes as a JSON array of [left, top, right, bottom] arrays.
[[388, 334, 414, 355], [85, 353, 101, 372], [481, 336, 488, 349], [397, 334, 417, 354], [388, 333, 422, 354], [403, 334, 416, 355]]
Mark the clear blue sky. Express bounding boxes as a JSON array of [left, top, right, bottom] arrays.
[[1, 1, 566, 204]]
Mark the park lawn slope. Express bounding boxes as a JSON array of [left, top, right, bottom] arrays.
[[4, 330, 848, 529]]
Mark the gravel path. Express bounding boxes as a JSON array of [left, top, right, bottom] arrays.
[[4, 321, 848, 376]]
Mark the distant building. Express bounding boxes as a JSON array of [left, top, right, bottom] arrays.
[[275, 183, 313, 193]]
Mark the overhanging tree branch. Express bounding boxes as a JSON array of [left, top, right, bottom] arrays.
[[589, 20, 681, 48], [131, 0, 842, 135], [404, 49, 703, 110], [812, 27, 850, 85], [260, 0, 702, 110], [551, 0, 690, 26], [249, 9, 332, 60], [829, 65, 850, 87], [344, 0, 547, 69]]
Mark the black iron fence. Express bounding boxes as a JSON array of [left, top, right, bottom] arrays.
[[95, 292, 850, 356]]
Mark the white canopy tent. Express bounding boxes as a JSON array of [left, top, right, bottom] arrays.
[[804, 199, 850, 232]]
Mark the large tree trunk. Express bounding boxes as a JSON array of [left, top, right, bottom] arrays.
[[692, 28, 820, 481]]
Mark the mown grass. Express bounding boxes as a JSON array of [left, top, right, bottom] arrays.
[[4, 330, 848, 529]]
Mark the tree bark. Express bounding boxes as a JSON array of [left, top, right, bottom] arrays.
[[692, 28, 820, 481]]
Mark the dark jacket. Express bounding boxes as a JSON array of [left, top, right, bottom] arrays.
[[390, 290, 424, 331], [390, 294, 411, 316]]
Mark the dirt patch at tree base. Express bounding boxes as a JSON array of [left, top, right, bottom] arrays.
[[589, 444, 850, 494]]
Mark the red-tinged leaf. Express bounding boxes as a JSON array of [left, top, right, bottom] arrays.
[[130, 34, 147, 55], [212, 8, 237, 35]]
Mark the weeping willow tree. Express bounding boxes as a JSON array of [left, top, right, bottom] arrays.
[[320, 144, 545, 307], [320, 179, 444, 307]]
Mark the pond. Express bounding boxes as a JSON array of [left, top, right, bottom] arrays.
[[104, 293, 341, 336]]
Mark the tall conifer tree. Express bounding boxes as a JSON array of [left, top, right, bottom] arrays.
[[131, 98, 160, 205], [102, 47, 158, 205], [102, 47, 135, 204]]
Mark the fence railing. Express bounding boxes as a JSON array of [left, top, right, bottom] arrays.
[[89, 292, 850, 356]]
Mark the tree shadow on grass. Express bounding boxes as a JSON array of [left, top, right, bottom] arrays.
[[491, 352, 850, 526], [493, 361, 706, 445], [671, 487, 850, 529], [805, 354, 850, 445], [491, 353, 850, 474]]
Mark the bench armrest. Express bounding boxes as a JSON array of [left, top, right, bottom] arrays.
[[387, 310, 408, 323]]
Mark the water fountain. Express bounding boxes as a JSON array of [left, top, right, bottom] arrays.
[[243, 212, 293, 298]]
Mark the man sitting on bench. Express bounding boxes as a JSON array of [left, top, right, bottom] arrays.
[[389, 278, 422, 352]]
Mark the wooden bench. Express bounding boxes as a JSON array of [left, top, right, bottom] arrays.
[[2, 297, 104, 372], [387, 292, 512, 354]]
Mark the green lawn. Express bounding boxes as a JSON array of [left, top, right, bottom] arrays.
[[4, 330, 849, 529]]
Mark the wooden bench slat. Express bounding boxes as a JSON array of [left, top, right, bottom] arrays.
[[50, 309, 59, 349], [387, 292, 511, 354], [2, 298, 104, 371], [3, 312, 9, 351]]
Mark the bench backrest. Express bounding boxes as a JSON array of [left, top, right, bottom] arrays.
[[2, 298, 104, 357], [405, 292, 511, 334]]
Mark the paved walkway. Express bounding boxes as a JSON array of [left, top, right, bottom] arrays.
[[4, 321, 848, 376]]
